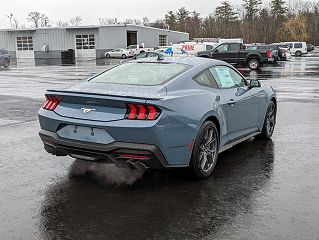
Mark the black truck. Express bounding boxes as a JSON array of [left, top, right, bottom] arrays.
[[197, 42, 273, 70], [0, 49, 10, 68]]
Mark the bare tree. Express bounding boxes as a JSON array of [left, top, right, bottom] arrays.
[[70, 16, 83, 26], [6, 13, 13, 28], [98, 18, 115, 25], [40, 15, 51, 27], [27, 12, 43, 28], [56, 20, 69, 27], [13, 19, 19, 29], [142, 16, 150, 26], [134, 19, 142, 25], [124, 19, 134, 24]]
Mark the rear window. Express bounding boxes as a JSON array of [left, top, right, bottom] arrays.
[[90, 63, 191, 86], [294, 43, 302, 48]]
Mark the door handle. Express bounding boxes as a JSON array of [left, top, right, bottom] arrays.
[[228, 99, 236, 106]]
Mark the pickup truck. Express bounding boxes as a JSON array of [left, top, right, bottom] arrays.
[[0, 49, 10, 68], [127, 45, 154, 55], [197, 43, 273, 70]]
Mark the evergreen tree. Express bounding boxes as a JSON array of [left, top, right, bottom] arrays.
[[164, 11, 177, 30], [215, 1, 238, 22], [271, 0, 287, 20], [243, 0, 262, 20], [215, 1, 238, 37], [176, 7, 190, 32]]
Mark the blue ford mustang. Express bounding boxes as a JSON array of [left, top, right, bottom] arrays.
[[38, 57, 276, 178]]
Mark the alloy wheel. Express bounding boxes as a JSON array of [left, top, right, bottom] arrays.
[[266, 103, 275, 135], [198, 126, 218, 173]]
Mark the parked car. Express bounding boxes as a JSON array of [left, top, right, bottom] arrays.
[[105, 48, 134, 59], [307, 43, 315, 52], [127, 44, 154, 55], [38, 57, 277, 179], [197, 42, 273, 70], [272, 44, 291, 61], [283, 42, 307, 56], [0, 49, 10, 68], [246, 44, 278, 62]]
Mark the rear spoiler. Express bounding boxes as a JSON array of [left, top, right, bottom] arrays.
[[46, 89, 163, 100]]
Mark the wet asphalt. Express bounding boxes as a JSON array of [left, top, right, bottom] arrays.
[[1, 57, 319, 240]]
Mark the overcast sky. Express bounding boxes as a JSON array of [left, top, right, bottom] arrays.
[[0, 0, 247, 28]]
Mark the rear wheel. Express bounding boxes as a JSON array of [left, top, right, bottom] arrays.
[[3, 59, 9, 68], [248, 58, 260, 70], [190, 121, 219, 179], [295, 51, 302, 57], [258, 101, 276, 139], [105, 53, 110, 58]]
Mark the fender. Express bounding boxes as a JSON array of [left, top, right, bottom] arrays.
[[245, 52, 262, 62]]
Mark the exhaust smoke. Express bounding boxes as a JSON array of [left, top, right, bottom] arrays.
[[69, 159, 146, 186]]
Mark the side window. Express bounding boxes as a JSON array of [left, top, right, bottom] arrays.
[[294, 43, 302, 48], [216, 44, 228, 52], [209, 66, 246, 89], [194, 70, 218, 89], [229, 43, 240, 51]]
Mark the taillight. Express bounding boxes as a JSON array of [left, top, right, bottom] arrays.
[[42, 96, 61, 111], [125, 103, 161, 120], [267, 50, 272, 58]]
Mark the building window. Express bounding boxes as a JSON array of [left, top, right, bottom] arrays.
[[17, 36, 33, 51], [76, 34, 95, 49], [159, 35, 167, 46]]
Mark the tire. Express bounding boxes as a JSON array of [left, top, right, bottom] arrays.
[[105, 54, 110, 58], [3, 59, 9, 68], [295, 51, 302, 57], [121, 54, 127, 59], [258, 101, 276, 139], [190, 121, 219, 179], [248, 58, 260, 70]]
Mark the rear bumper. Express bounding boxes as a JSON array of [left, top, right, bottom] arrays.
[[39, 129, 171, 169]]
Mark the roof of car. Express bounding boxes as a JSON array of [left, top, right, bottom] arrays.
[[134, 56, 226, 67]]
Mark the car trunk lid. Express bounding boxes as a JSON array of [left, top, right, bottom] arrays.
[[47, 82, 166, 122]]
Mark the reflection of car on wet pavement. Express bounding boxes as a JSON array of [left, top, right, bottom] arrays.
[[0, 49, 10, 68], [135, 51, 171, 59], [38, 57, 276, 178]]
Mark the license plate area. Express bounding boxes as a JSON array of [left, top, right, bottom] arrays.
[[56, 125, 114, 144]]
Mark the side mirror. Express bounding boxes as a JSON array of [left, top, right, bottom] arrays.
[[213, 48, 219, 53], [249, 79, 261, 88]]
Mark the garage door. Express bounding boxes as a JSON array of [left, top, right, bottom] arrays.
[[16, 36, 35, 59], [16, 36, 35, 67], [75, 34, 96, 59]]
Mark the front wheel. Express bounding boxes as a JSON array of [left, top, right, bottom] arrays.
[[121, 54, 127, 59], [105, 54, 110, 58], [190, 121, 219, 179], [258, 101, 276, 139], [248, 58, 261, 70], [3, 59, 9, 68]]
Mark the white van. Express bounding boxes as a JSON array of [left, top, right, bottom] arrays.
[[283, 42, 307, 56], [172, 42, 218, 56]]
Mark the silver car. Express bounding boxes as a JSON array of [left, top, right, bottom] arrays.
[[105, 48, 134, 59]]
